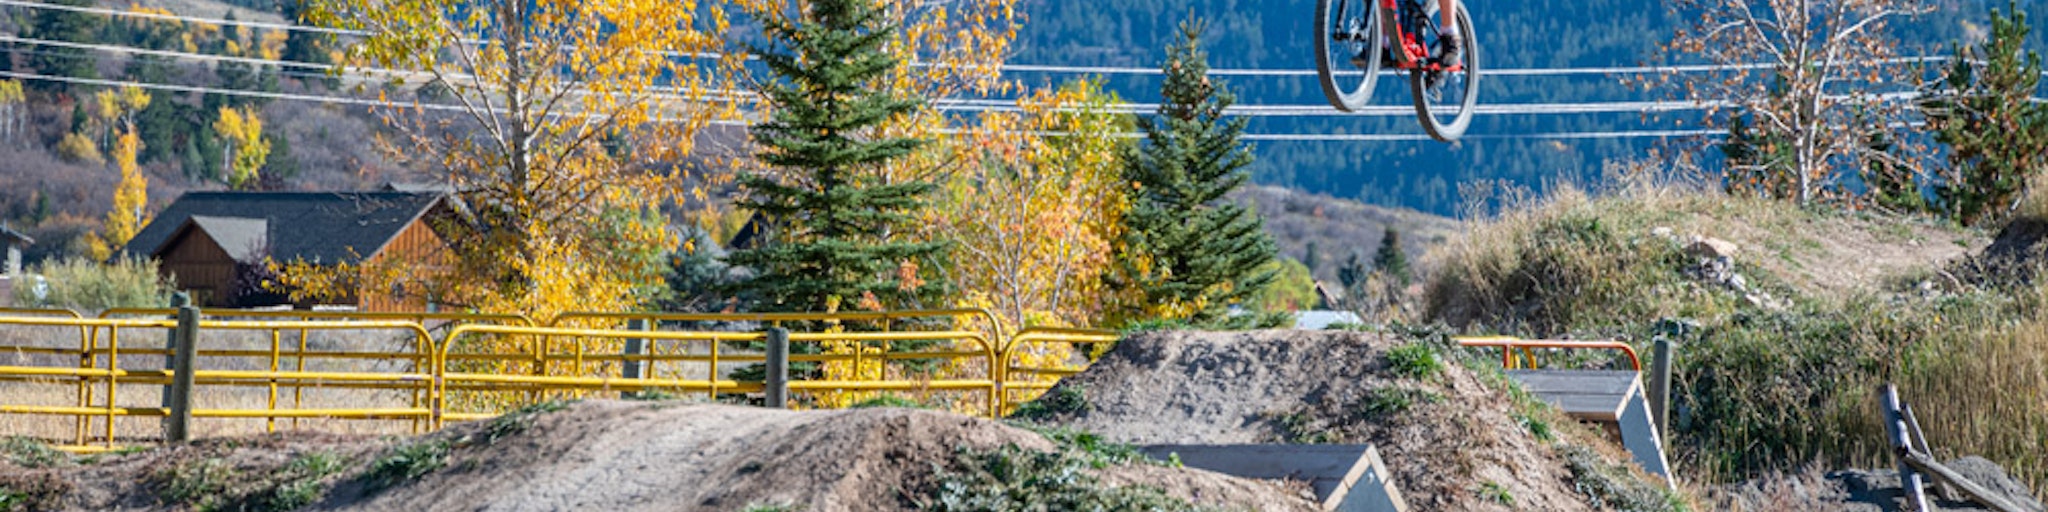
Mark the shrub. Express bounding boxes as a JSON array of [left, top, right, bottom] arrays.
[[14, 257, 176, 312], [1384, 343, 1445, 381], [53, 133, 103, 166]]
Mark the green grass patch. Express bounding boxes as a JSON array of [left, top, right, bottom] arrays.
[[482, 400, 571, 444], [362, 439, 451, 493], [153, 457, 239, 508], [1007, 385, 1088, 421], [0, 437, 68, 468], [1355, 387, 1442, 421], [850, 395, 928, 409], [925, 444, 1197, 511], [1384, 343, 1445, 381]]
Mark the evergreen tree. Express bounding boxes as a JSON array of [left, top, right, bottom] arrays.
[[26, 0, 100, 92], [1302, 241, 1322, 276], [1922, 3, 2048, 226], [1372, 226, 1410, 286], [280, 0, 341, 90], [724, 0, 947, 315], [1108, 20, 1277, 326]]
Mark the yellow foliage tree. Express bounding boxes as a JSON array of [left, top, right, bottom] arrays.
[[0, 80, 23, 145], [289, 0, 742, 326], [85, 129, 149, 262], [212, 106, 269, 190]]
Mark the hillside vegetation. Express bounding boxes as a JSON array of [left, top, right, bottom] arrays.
[[1423, 174, 2048, 491]]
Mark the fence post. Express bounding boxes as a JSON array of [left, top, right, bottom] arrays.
[[622, 319, 646, 398], [766, 327, 789, 409], [165, 303, 198, 442], [1649, 336, 1672, 440], [160, 292, 189, 412]]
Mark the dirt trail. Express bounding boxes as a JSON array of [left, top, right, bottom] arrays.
[[1018, 329, 1670, 511], [12, 401, 1317, 511]]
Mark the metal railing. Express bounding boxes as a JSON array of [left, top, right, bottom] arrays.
[[0, 308, 1076, 451], [1454, 335, 1642, 371], [999, 327, 1119, 414]]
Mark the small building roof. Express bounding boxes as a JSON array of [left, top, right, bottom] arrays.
[[0, 224, 32, 246], [179, 216, 270, 262], [125, 191, 448, 265]]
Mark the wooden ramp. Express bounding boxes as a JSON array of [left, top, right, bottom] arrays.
[[1506, 369, 1673, 486]]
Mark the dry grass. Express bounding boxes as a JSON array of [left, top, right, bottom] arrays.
[[1422, 168, 2048, 493]]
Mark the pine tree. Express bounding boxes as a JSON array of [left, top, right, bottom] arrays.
[[1372, 226, 1410, 286], [26, 0, 100, 92], [1923, 3, 2048, 226], [724, 0, 947, 315], [1108, 20, 1277, 326]]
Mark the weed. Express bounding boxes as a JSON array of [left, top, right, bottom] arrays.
[[1007, 385, 1087, 421], [1385, 343, 1444, 381], [153, 457, 238, 508], [0, 471, 71, 512], [625, 390, 680, 401], [850, 395, 927, 409], [1559, 444, 1687, 511], [925, 444, 1197, 511], [0, 437, 67, 468], [483, 400, 571, 443], [740, 503, 798, 512], [1514, 412, 1555, 442], [1265, 410, 1337, 445], [1356, 387, 1441, 420], [362, 440, 450, 493], [1006, 423, 1145, 468], [1477, 481, 1514, 506]]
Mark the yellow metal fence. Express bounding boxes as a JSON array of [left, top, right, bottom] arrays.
[[0, 308, 1120, 451]]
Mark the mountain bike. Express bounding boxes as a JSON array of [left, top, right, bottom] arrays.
[[1314, 0, 1480, 142]]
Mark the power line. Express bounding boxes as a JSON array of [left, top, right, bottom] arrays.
[[0, 0, 1966, 80], [11, 34, 1750, 119], [0, 70, 1738, 141]]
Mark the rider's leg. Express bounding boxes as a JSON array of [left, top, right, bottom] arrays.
[[1436, 0, 1461, 66]]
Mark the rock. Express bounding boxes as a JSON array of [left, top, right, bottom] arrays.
[[1686, 235, 1740, 259]]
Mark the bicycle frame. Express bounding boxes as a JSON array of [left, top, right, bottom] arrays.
[[1376, 0, 1463, 72]]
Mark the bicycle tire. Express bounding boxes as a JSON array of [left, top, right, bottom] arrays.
[[1315, 0, 1382, 112], [1409, 0, 1479, 142]]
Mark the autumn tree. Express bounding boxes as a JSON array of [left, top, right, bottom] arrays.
[[726, 0, 947, 315], [0, 80, 22, 146], [1920, 4, 2048, 226], [85, 128, 149, 261], [1660, 0, 1927, 204], [936, 80, 1130, 330], [294, 0, 734, 318], [1106, 20, 1278, 327], [212, 106, 269, 190]]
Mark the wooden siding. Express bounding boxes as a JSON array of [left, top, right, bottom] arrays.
[[159, 228, 236, 307], [358, 217, 451, 313]]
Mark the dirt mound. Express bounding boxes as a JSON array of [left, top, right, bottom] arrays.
[[11, 402, 1316, 511], [1956, 217, 2048, 286], [1016, 329, 1673, 511], [1713, 457, 2047, 511], [333, 402, 1309, 511]]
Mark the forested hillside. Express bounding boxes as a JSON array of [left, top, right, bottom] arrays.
[[1010, 0, 2043, 214]]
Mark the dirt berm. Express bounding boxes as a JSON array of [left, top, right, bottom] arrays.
[[1015, 329, 1677, 511], [5, 402, 1319, 511]]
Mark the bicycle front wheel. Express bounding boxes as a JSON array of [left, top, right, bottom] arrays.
[[1315, 0, 1382, 112], [1410, 1, 1479, 142]]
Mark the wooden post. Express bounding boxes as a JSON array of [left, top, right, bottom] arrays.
[[165, 304, 198, 442], [160, 293, 189, 412], [621, 319, 647, 398], [1880, 384, 1931, 512], [766, 327, 789, 409], [1648, 336, 1672, 440]]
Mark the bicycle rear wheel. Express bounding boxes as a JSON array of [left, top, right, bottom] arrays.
[[1315, 0, 1382, 112], [1409, 1, 1478, 142]]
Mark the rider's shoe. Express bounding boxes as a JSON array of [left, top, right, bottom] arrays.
[[1423, 71, 1444, 102], [1437, 32, 1463, 68]]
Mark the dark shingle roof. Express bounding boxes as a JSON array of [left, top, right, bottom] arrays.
[[125, 192, 446, 265], [0, 224, 30, 246]]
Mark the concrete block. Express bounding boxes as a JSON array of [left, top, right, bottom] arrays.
[[1139, 443, 1407, 512]]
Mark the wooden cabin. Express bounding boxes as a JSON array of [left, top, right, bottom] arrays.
[[123, 191, 455, 311]]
